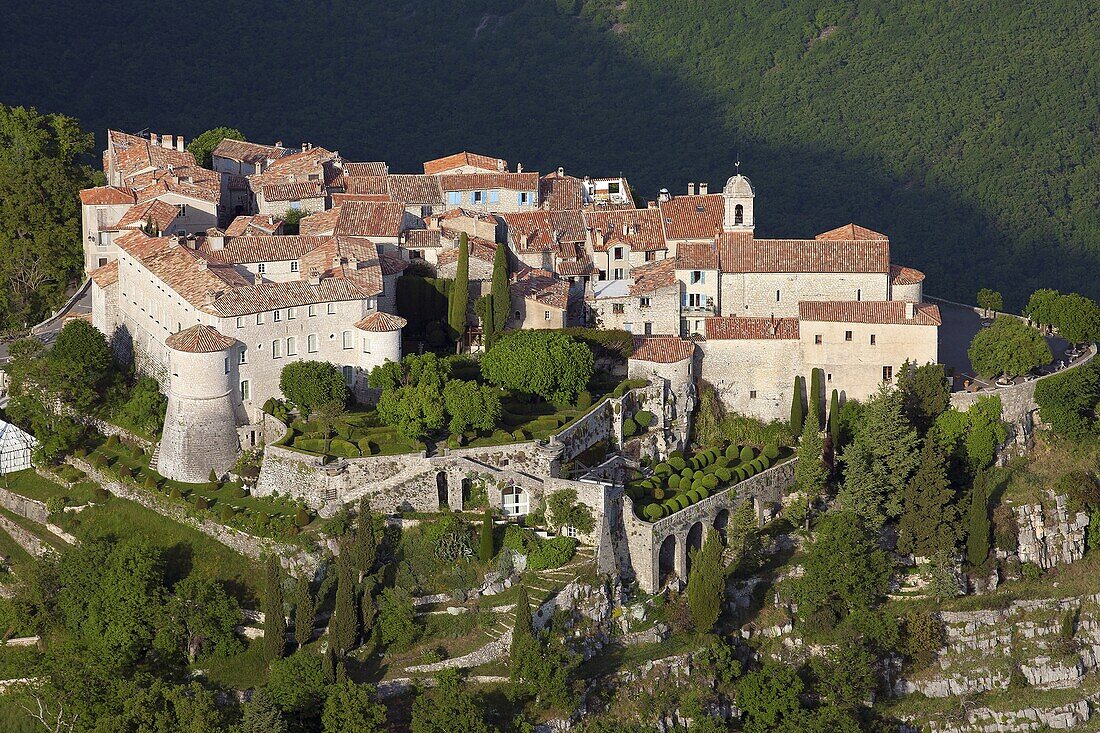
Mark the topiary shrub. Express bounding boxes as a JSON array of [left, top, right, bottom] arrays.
[[644, 503, 664, 521], [668, 474, 681, 490], [669, 456, 687, 471], [117, 465, 132, 479], [703, 474, 719, 490], [577, 391, 593, 410], [131, 446, 144, 460], [295, 507, 312, 527], [232, 486, 248, 499], [681, 467, 694, 481], [685, 490, 701, 504], [675, 495, 691, 510], [715, 455, 729, 468], [763, 442, 780, 460], [652, 487, 666, 501], [513, 429, 529, 441], [697, 487, 710, 500], [170, 487, 182, 500], [635, 409, 654, 428], [654, 462, 672, 476], [73, 448, 87, 459], [143, 475, 157, 490], [105, 435, 120, 448], [758, 455, 771, 469], [725, 444, 739, 460], [623, 419, 638, 438], [194, 496, 208, 510], [740, 446, 755, 462], [743, 464, 757, 477], [220, 505, 235, 522]]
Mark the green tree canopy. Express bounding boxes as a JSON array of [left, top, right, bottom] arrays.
[[481, 330, 594, 404], [448, 232, 470, 340], [976, 288, 1003, 315], [489, 237, 510, 347], [1051, 292, 1100, 345], [897, 437, 960, 557], [1035, 359, 1100, 440], [686, 531, 726, 633], [1025, 288, 1061, 328], [322, 679, 386, 733], [185, 126, 244, 167], [897, 361, 949, 434], [968, 316, 1052, 380], [443, 379, 502, 435], [410, 669, 497, 733], [279, 361, 348, 416]]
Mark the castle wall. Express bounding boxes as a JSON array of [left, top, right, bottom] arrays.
[[718, 271, 889, 319], [699, 338, 803, 422]]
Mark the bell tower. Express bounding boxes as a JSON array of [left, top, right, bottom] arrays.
[[722, 163, 755, 232]]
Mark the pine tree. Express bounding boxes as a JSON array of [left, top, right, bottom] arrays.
[[898, 438, 959, 558], [686, 531, 726, 633], [330, 555, 359, 656], [479, 509, 494, 563], [490, 237, 510, 347], [966, 473, 992, 567], [448, 232, 470, 343], [241, 690, 288, 733], [794, 399, 827, 507], [263, 555, 286, 662], [810, 368, 823, 429], [790, 375, 805, 431], [292, 576, 315, 649]]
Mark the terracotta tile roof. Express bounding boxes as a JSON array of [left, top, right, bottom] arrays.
[[344, 162, 389, 177], [404, 229, 442, 248], [815, 223, 889, 241], [438, 172, 539, 192], [433, 207, 499, 226], [718, 233, 891, 274], [197, 235, 329, 264], [126, 165, 221, 200], [539, 173, 585, 210], [629, 258, 678, 295], [80, 186, 136, 205], [344, 176, 390, 196], [705, 316, 800, 340], [212, 276, 381, 317], [798, 300, 941, 326], [890, 264, 926, 285], [262, 181, 325, 202], [225, 215, 284, 236], [438, 238, 497, 268], [166, 323, 237, 353], [510, 268, 568, 310], [334, 201, 409, 238], [556, 259, 597, 276], [386, 174, 444, 205], [298, 207, 341, 236], [355, 311, 407, 332], [212, 139, 287, 165], [263, 146, 337, 176], [378, 253, 409, 276], [424, 152, 507, 175], [116, 200, 180, 231], [631, 336, 696, 363], [89, 260, 119, 288], [584, 208, 665, 251], [658, 194, 724, 240], [499, 210, 585, 253], [108, 130, 195, 178], [676, 242, 720, 270]]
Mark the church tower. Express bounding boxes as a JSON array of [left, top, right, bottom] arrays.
[[722, 171, 755, 232]]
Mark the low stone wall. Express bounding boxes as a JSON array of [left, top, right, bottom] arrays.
[[621, 459, 797, 593], [0, 487, 49, 525], [71, 457, 320, 576], [0, 515, 49, 557]]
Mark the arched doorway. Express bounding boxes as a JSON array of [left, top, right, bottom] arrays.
[[658, 535, 676, 587], [686, 522, 704, 573], [436, 472, 448, 509], [713, 508, 730, 539]]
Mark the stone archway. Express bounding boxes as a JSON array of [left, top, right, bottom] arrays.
[[436, 472, 447, 509], [686, 522, 704, 573], [713, 508, 730, 539], [658, 534, 676, 587]]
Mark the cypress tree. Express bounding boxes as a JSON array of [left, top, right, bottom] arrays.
[[794, 399, 827, 501], [966, 473, 992, 567], [810, 368, 824, 429], [322, 643, 336, 684], [509, 584, 536, 685], [898, 438, 958, 558], [479, 509, 494, 563], [263, 556, 286, 662], [490, 237, 510, 346], [828, 389, 841, 447], [790, 375, 805, 431], [292, 575, 315, 649], [349, 498, 378, 580], [510, 584, 533, 655], [686, 531, 726, 633], [448, 232, 470, 343], [359, 577, 377, 640], [330, 555, 359, 656]]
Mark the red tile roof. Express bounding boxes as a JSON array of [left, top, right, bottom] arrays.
[[89, 261, 119, 288], [108, 130, 196, 178], [629, 258, 678, 295], [343, 162, 389, 177], [510, 268, 568, 310], [126, 165, 221, 203], [212, 139, 287, 165], [499, 210, 586, 253], [718, 233, 890, 274], [705, 316, 800, 340], [439, 172, 539, 192], [116, 200, 180, 231], [354, 311, 407, 332], [386, 174, 444, 205], [424, 152, 507, 175], [676, 243, 720, 271], [539, 173, 585, 210], [298, 207, 341, 236], [166, 324, 237, 353], [438, 239, 497, 268], [404, 229, 442, 248], [225, 215, 284, 236], [798, 300, 942, 326], [890, 264, 926, 285], [262, 181, 325, 202], [344, 176, 389, 196], [197, 236, 329, 264], [815, 223, 889, 241], [658, 194, 724, 240], [334, 201, 409, 238], [80, 186, 136, 205], [584, 208, 665, 251], [631, 336, 696, 363]]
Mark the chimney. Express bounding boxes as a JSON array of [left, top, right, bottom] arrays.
[[203, 290, 216, 307], [688, 182, 696, 196], [275, 141, 283, 148], [516, 163, 523, 174], [699, 182, 709, 195], [208, 232, 225, 251], [905, 302, 915, 320], [622, 221, 629, 237], [497, 158, 505, 172], [594, 228, 605, 249], [149, 132, 158, 146], [557, 167, 565, 177], [168, 234, 181, 248], [176, 135, 185, 151], [162, 134, 174, 149], [307, 267, 321, 286], [195, 257, 208, 271], [331, 255, 342, 269], [348, 255, 359, 267], [301, 142, 310, 151]]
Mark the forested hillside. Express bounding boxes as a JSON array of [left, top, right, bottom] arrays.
[[0, 0, 1096, 307]]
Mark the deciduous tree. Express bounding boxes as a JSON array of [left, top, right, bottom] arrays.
[[279, 361, 348, 417], [185, 126, 244, 167], [322, 679, 387, 733], [481, 330, 594, 404], [968, 316, 1051, 380]]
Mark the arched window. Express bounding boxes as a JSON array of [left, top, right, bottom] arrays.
[[734, 204, 744, 225], [342, 365, 354, 386], [502, 485, 529, 516]]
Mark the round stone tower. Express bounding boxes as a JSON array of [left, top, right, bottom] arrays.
[[722, 173, 755, 232], [353, 311, 407, 402], [157, 324, 240, 483]]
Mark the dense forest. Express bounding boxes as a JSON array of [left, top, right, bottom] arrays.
[[0, 0, 1097, 307]]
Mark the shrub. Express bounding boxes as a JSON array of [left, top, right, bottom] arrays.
[[758, 455, 771, 469], [697, 487, 710, 499], [644, 503, 664, 521], [527, 537, 577, 570], [170, 487, 182, 500], [130, 446, 144, 460], [577, 391, 593, 410], [763, 442, 780, 460], [743, 464, 757, 477], [623, 419, 638, 438], [91, 454, 106, 468], [220, 505, 235, 522], [194, 496, 208, 510], [681, 468, 694, 481], [669, 456, 687, 471], [329, 439, 360, 458], [94, 487, 110, 503], [1022, 562, 1042, 581], [702, 474, 719, 490], [739, 446, 755, 462], [635, 410, 654, 428], [668, 474, 681, 489], [675, 495, 691, 510], [652, 487, 666, 500], [654, 463, 672, 476], [715, 467, 731, 483], [686, 490, 702, 504], [117, 465, 132, 479], [105, 435, 120, 448], [232, 486, 248, 499], [724, 444, 740, 460], [73, 448, 86, 458], [513, 429, 529, 441], [295, 507, 312, 527], [143, 475, 157, 490], [45, 496, 65, 516]]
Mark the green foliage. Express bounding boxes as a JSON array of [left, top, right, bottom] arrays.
[[443, 379, 502, 434], [1051, 292, 1100, 345], [263, 555, 286, 662], [291, 575, 315, 649], [933, 396, 1007, 474], [411, 669, 497, 733], [329, 556, 359, 656], [479, 509, 494, 563], [377, 586, 419, 650], [966, 472, 992, 567], [686, 531, 725, 633], [241, 690, 288, 733], [186, 126, 244, 167], [897, 438, 960, 557], [1026, 288, 1062, 328], [794, 399, 827, 509], [790, 374, 805, 432], [734, 662, 804, 732], [898, 361, 949, 434], [1035, 358, 1100, 441], [547, 488, 596, 534], [901, 610, 947, 670], [266, 650, 326, 720], [968, 316, 1052, 379], [448, 232, 470, 339], [809, 368, 823, 428], [489, 237, 510, 348], [157, 573, 243, 663], [322, 679, 386, 733], [481, 330, 595, 404], [976, 288, 1003, 314], [281, 205, 310, 234], [396, 275, 451, 334], [279, 361, 348, 416]]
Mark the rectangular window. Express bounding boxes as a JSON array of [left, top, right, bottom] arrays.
[[613, 268, 625, 280], [815, 334, 822, 344], [613, 246, 625, 260], [597, 270, 607, 281], [290, 201, 301, 211], [447, 191, 461, 206], [644, 251, 656, 262], [236, 316, 244, 329], [488, 190, 500, 203], [544, 310, 551, 321], [239, 348, 248, 364], [287, 307, 296, 320], [845, 330, 853, 341], [640, 297, 651, 308], [256, 312, 264, 325], [518, 192, 530, 205], [327, 303, 336, 315], [179, 204, 187, 217], [308, 304, 318, 317], [240, 380, 250, 400], [286, 337, 297, 356], [473, 191, 484, 204], [613, 303, 625, 315], [870, 334, 876, 345], [750, 390, 757, 399], [307, 334, 318, 353], [272, 340, 282, 358], [291, 261, 300, 273], [688, 293, 702, 308], [258, 263, 266, 274], [883, 365, 894, 382], [224, 357, 229, 374], [362, 338, 370, 353], [776, 290, 780, 302], [273, 309, 282, 322], [690, 270, 703, 284], [644, 322, 652, 335], [342, 331, 352, 349]]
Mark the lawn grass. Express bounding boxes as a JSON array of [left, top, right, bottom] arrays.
[[0, 469, 97, 508], [0, 525, 33, 576], [54, 494, 262, 606], [575, 632, 700, 679], [0, 507, 67, 551], [0, 698, 37, 733]]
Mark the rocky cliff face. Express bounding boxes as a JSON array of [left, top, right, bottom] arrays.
[[1014, 494, 1089, 570]]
